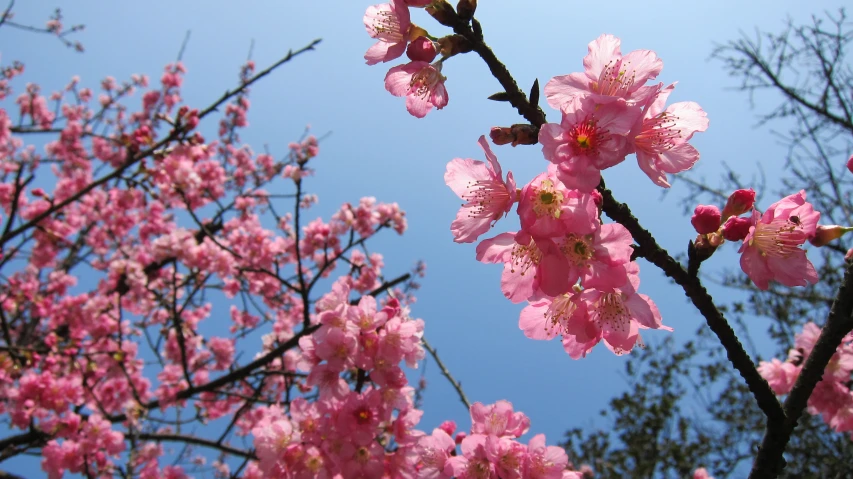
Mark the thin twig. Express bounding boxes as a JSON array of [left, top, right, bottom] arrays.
[[422, 336, 471, 411]]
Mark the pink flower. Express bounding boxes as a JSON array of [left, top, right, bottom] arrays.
[[563, 264, 671, 357], [519, 292, 585, 341], [444, 434, 496, 479], [385, 61, 449, 118], [847, 154, 853, 174], [691, 205, 721, 235], [693, 467, 715, 479], [445, 136, 517, 243], [544, 34, 663, 109], [539, 96, 640, 192], [630, 83, 709, 187], [364, 0, 411, 65], [416, 428, 456, 479], [757, 358, 799, 395], [470, 400, 530, 438], [739, 191, 820, 290], [517, 171, 598, 239], [476, 231, 555, 303], [525, 434, 568, 479]]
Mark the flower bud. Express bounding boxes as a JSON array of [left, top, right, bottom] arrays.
[[405, 0, 432, 6], [454, 431, 467, 444], [490, 126, 514, 145], [406, 36, 437, 62], [847, 154, 853, 175], [691, 205, 721, 235], [438, 420, 456, 436], [488, 124, 537, 146], [721, 188, 756, 219], [809, 225, 853, 247], [457, 0, 477, 20], [721, 215, 752, 241], [426, 0, 458, 27], [437, 34, 473, 57]]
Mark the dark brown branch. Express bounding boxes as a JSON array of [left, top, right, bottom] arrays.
[[749, 260, 853, 478], [598, 182, 785, 424]]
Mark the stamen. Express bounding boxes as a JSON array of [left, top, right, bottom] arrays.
[[509, 241, 542, 276], [751, 216, 809, 258], [634, 111, 682, 153], [461, 179, 510, 220], [531, 179, 564, 219], [543, 294, 577, 335], [594, 292, 630, 333], [559, 233, 594, 266], [596, 59, 636, 97]]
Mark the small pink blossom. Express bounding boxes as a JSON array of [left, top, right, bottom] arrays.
[[539, 96, 640, 192], [364, 0, 412, 65], [544, 34, 663, 109], [563, 264, 671, 357], [385, 61, 448, 118], [847, 154, 853, 174], [517, 171, 598, 239], [525, 434, 569, 479], [630, 83, 709, 187], [757, 358, 799, 395], [693, 467, 715, 479], [445, 136, 516, 243], [739, 190, 820, 290], [470, 400, 530, 438]]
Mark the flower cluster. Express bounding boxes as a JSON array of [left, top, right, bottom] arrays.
[[445, 34, 702, 357], [416, 401, 585, 479], [363, 0, 448, 118], [689, 189, 844, 291], [541, 35, 709, 190], [759, 322, 853, 439]]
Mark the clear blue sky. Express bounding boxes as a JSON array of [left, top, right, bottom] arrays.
[[1, 1, 845, 476]]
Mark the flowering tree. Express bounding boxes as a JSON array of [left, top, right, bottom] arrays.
[[0, 3, 584, 479], [0, 3, 851, 479], [363, 2, 853, 479]]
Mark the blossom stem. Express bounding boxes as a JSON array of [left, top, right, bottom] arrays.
[[422, 336, 471, 410]]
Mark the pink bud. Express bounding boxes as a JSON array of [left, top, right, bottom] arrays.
[[691, 205, 721, 235], [454, 431, 467, 444], [847, 154, 853, 175], [809, 225, 852, 247], [438, 420, 456, 436], [405, 0, 432, 6], [721, 188, 756, 219], [31, 188, 45, 197], [406, 36, 438, 62], [590, 190, 603, 208], [721, 215, 752, 241]]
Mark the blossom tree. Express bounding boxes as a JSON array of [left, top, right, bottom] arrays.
[[0, 2, 852, 479]]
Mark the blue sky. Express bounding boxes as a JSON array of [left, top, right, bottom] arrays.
[[1, 0, 847, 476]]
